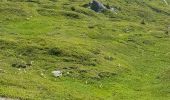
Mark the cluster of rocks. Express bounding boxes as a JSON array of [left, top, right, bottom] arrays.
[[86, 0, 116, 13], [89, 0, 106, 12]]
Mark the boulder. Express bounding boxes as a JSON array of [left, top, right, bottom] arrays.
[[89, 0, 106, 12]]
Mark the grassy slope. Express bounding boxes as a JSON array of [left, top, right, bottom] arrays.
[[0, 0, 170, 99]]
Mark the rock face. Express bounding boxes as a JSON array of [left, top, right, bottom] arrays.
[[89, 0, 106, 12]]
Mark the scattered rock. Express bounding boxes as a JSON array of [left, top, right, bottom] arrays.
[[83, 0, 117, 13], [52, 70, 62, 77], [89, 0, 106, 12]]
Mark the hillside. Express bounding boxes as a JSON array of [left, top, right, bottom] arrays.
[[0, 0, 170, 100]]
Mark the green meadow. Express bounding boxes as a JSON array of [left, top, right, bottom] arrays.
[[0, 0, 170, 99]]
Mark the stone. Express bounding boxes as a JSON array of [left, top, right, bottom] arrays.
[[52, 70, 62, 77], [89, 0, 106, 12], [83, 0, 117, 14]]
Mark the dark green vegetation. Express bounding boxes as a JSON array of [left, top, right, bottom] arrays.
[[0, 0, 170, 99]]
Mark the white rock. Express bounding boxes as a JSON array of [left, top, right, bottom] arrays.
[[52, 70, 62, 77], [0, 97, 18, 100]]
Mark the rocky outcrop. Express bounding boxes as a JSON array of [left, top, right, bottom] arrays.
[[89, 0, 106, 12]]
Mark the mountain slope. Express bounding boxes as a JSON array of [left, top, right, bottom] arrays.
[[0, 0, 170, 100]]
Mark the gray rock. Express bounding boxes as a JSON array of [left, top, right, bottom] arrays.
[[52, 70, 62, 77], [89, 0, 106, 12]]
